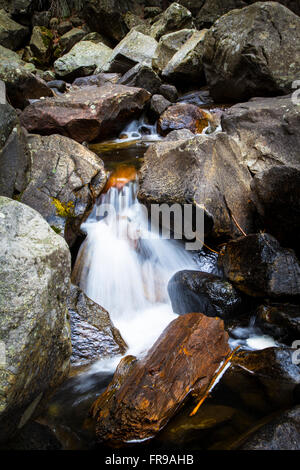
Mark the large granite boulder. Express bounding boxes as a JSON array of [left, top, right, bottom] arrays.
[[203, 2, 300, 101], [54, 40, 113, 81], [221, 95, 300, 174], [0, 8, 28, 50], [17, 134, 107, 247], [91, 313, 230, 444], [0, 197, 72, 442], [138, 133, 254, 240], [20, 84, 151, 143]]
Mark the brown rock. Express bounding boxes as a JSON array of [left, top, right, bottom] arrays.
[[20, 84, 151, 142], [91, 312, 230, 444], [158, 103, 211, 135]]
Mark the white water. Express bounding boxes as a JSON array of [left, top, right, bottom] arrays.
[[114, 114, 162, 144], [74, 180, 196, 365]]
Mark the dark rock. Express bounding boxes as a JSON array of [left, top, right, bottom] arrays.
[[91, 313, 230, 444], [0, 197, 72, 442], [20, 84, 151, 143], [221, 233, 300, 298], [150, 2, 194, 40], [149, 94, 171, 119], [221, 95, 300, 174], [168, 270, 245, 319], [203, 2, 300, 102], [194, 0, 247, 29], [138, 132, 254, 240], [0, 9, 28, 50], [0, 420, 62, 450], [152, 28, 195, 73], [256, 303, 300, 344], [32, 10, 51, 28], [47, 79, 67, 92], [18, 134, 107, 247], [0, 100, 17, 148], [239, 406, 300, 450], [68, 285, 127, 369], [118, 63, 162, 95], [73, 73, 121, 87], [82, 31, 113, 48], [29, 26, 53, 66], [159, 83, 178, 102], [158, 102, 212, 135], [58, 27, 86, 54], [251, 167, 300, 250], [57, 20, 73, 36], [177, 89, 214, 106], [144, 6, 162, 19]]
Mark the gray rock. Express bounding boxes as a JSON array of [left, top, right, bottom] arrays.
[[149, 94, 171, 119], [159, 83, 178, 102], [73, 73, 121, 87], [165, 128, 195, 140], [0, 9, 28, 50], [0, 197, 72, 442], [152, 28, 195, 72], [150, 2, 194, 40], [118, 63, 162, 95], [68, 284, 127, 368], [102, 30, 158, 74], [54, 40, 113, 80], [203, 2, 300, 101], [58, 27, 86, 54]]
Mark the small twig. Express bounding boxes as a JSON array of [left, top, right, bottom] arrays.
[[223, 196, 247, 237], [189, 346, 240, 417]]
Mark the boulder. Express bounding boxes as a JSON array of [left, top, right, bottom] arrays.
[[251, 166, 300, 251], [58, 27, 86, 54], [17, 134, 107, 247], [239, 406, 300, 450], [138, 132, 254, 240], [0, 45, 53, 109], [159, 83, 178, 102], [68, 285, 127, 369], [0, 197, 72, 442], [221, 233, 300, 297], [54, 40, 113, 81], [0, 0, 35, 16], [102, 30, 158, 74], [158, 103, 212, 135], [29, 26, 53, 67], [20, 84, 151, 142], [165, 128, 195, 140], [91, 313, 230, 444], [0, 99, 17, 149], [81, 32, 113, 48], [162, 29, 208, 83], [73, 73, 121, 87], [149, 94, 171, 119], [0, 9, 28, 50], [150, 3, 194, 40], [221, 95, 300, 174], [203, 2, 300, 101], [168, 270, 244, 319], [152, 28, 195, 72], [194, 0, 247, 29], [118, 63, 162, 95], [256, 303, 300, 344]]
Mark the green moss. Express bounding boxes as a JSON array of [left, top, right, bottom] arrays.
[[51, 198, 75, 218], [51, 225, 62, 234]]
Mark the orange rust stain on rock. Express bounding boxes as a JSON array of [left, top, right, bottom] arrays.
[[103, 165, 137, 193]]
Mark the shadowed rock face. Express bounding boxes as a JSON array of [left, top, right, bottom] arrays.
[[91, 312, 230, 445], [203, 2, 300, 102], [20, 84, 151, 143]]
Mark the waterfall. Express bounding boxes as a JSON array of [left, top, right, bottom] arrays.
[[73, 177, 196, 360]]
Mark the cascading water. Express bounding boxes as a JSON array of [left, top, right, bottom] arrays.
[[74, 177, 197, 362]]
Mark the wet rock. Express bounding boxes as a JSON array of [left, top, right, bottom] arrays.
[[149, 94, 171, 119], [54, 40, 113, 81], [91, 313, 230, 444], [58, 27, 86, 54], [162, 29, 208, 84], [251, 167, 300, 251], [17, 134, 106, 247], [152, 28, 195, 73], [158, 103, 211, 135], [46, 79, 67, 93], [159, 83, 178, 102], [68, 285, 127, 369], [29, 26, 53, 66], [239, 406, 300, 450], [0, 9, 28, 50], [73, 73, 120, 87], [0, 197, 72, 442], [138, 132, 254, 240], [20, 84, 151, 143], [0, 45, 53, 109], [0, 421, 62, 450], [102, 30, 158, 74], [150, 3, 194, 40], [256, 303, 300, 344], [221, 233, 300, 298], [203, 2, 300, 102], [221, 95, 300, 174], [168, 270, 244, 319], [118, 63, 162, 95]]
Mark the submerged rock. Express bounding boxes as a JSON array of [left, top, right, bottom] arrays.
[[91, 313, 230, 444], [168, 270, 244, 319], [158, 103, 211, 135], [20, 84, 151, 143], [203, 2, 300, 101], [17, 134, 107, 247], [68, 285, 127, 369], [221, 233, 300, 298], [0, 197, 72, 442]]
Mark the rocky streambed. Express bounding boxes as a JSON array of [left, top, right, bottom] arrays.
[[0, 0, 300, 452]]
